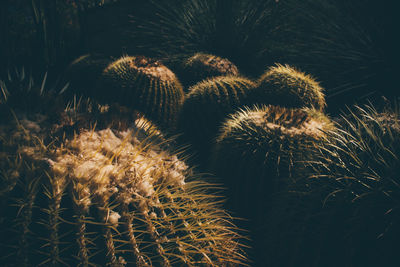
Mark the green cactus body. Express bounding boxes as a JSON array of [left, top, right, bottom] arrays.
[[179, 53, 239, 89], [101, 56, 184, 129], [211, 105, 333, 218], [178, 75, 256, 161], [251, 64, 326, 111], [258, 104, 400, 267]]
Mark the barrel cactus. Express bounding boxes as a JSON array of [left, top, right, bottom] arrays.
[[249, 64, 326, 111], [0, 74, 247, 266], [100, 55, 184, 129], [178, 53, 239, 89], [211, 104, 334, 219], [259, 104, 400, 267], [178, 75, 256, 161]]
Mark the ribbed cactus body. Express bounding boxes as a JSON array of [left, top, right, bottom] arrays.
[[259, 105, 400, 267], [0, 116, 247, 266], [251, 64, 326, 110], [178, 75, 256, 160], [179, 53, 239, 89], [101, 56, 185, 129], [211, 105, 333, 218]]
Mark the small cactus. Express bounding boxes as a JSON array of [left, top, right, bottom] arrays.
[[101, 55, 185, 129], [178, 75, 256, 161], [250, 64, 326, 111], [178, 53, 239, 89], [211, 105, 333, 219], [259, 104, 400, 267]]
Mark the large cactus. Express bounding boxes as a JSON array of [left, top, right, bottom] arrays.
[[250, 64, 326, 111], [259, 104, 400, 267], [0, 73, 247, 267], [178, 53, 239, 89], [178, 75, 256, 161], [101, 55, 185, 129], [211, 105, 334, 219]]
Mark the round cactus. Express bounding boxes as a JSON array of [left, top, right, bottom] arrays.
[[178, 53, 239, 89], [0, 114, 247, 267], [211, 105, 334, 219], [259, 104, 400, 267], [0, 75, 247, 266], [250, 64, 326, 111], [178, 75, 256, 161], [101, 55, 185, 129]]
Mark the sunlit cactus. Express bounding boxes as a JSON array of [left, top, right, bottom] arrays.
[[250, 64, 326, 111], [211, 105, 333, 218], [178, 75, 256, 160], [178, 53, 239, 89], [259, 104, 400, 267], [0, 75, 247, 267], [101, 55, 185, 129]]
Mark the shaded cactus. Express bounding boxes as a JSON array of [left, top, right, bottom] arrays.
[[211, 105, 333, 219], [178, 75, 256, 160], [101, 55, 185, 129], [249, 64, 326, 111], [63, 53, 114, 98], [178, 53, 239, 89], [259, 104, 400, 267]]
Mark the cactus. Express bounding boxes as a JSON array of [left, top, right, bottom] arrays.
[[249, 64, 326, 111], [101, 55, 185, 129], [259, 104, 400, 267], [0, 72, 247, 266], [178, 53, 239, 89], [210, 104, 333, 219], [178, 75, 256, 161]]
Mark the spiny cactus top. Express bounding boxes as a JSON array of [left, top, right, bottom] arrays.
[[101, 55, 185, 129], [251, 64, 326, 111], [179, 53, 239, 89], [211, 105, 333, 217], [178, 75, 256, 159]]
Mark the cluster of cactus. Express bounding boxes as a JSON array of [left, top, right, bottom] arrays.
[[66, 54, 185, 129], [257, 104, 400, 266], [177, 75, 256, 160], [177, 53, 239, 89], [0, 73, 247, 266]]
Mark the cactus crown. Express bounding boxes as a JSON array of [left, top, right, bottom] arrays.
[[255, 64, 326, 110]]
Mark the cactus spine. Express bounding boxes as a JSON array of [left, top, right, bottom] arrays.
[[251, 64, 326, 111]]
